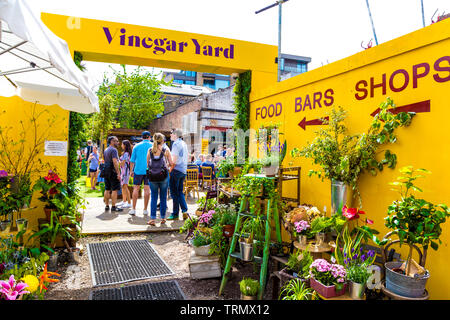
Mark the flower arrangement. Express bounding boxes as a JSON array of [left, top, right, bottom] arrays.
[[334, 205, 379, 267], [309, 259, 347, 290], [0, 275, 29, 300], [33, 170, 65, 209], [294, 220, 310, 236], [199, 210, 215, 225]]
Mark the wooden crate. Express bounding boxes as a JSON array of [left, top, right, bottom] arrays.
[[189, 250, 222, 280]]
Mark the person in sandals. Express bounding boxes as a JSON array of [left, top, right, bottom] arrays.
[[146, 133, 174, 226]]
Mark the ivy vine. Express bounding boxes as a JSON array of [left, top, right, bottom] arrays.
[[233, 70, 252, 160]]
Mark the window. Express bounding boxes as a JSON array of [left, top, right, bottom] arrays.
[[185, 80, 195, 85], [203, 79, 215, 89], [185, 71, 197, 78], [173, 79, 183, 84], [215, 79, 230, 89]]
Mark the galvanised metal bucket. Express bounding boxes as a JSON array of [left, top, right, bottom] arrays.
[[331, 180, 353, 214], [239, 241, 254, 262], [385, 261, 429, 298], [349, 281, 366, 300]]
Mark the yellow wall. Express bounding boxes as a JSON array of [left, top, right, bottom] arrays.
[[250, 19, 450, 299], [0, 96, 69, 243]]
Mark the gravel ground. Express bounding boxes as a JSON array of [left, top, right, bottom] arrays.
[[44, 231, 275, 300]]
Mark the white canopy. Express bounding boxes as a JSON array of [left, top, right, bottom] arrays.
[[0, 0, 99, 113]]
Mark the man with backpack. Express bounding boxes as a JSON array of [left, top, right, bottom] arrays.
[[167, 129, 189, 220], [129, 131, 153, 216]]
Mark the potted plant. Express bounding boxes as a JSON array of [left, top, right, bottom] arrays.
[[345, 256, 374, 300], [239, 218, 255, 262], [239, 277, 259, 300], [33, 170, 65, 221], [382, 166, 450, 298], [279, 278, 318, 300], [294, 220, 310, 245], [218, 204, 237, 238], [280, 248, 313, 285], [255, 123, 286, 177], [192, 232, 212, 256], [291, 98, 416, 211], [309, 259, 347, 298]]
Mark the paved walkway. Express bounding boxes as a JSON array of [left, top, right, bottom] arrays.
[[81, 193, 203, 235]]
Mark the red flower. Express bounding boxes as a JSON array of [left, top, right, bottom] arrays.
[[365, 218, 374, 225], [342, 205, 360, 220], [48, 187, 58, 195]]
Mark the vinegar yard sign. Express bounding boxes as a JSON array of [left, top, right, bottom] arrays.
[[250, 19, 450, 299], [41, 13, 278, 77]]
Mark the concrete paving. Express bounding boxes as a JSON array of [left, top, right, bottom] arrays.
[[81, 193, 203, 235]]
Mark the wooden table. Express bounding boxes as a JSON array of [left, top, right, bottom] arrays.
[[293, 241, 333, 260]]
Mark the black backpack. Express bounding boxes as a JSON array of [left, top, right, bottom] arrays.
[[147, 146, 168, 182]]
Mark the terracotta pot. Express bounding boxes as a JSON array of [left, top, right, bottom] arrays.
[[310, 276, 347, 298], [223, 224, 235, 238]]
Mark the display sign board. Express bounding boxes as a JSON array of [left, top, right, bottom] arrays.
[[44, 140, 68, 156]]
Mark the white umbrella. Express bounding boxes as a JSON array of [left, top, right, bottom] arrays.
[[0, 0, 98, 113]]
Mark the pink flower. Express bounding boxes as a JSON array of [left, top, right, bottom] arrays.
[[365, 218, 374, 225], [294, 220, 310, 234], [0, 170, 8, 177], [0, 275, 29, 300]]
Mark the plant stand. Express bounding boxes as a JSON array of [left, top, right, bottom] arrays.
[[218, 175, 282, 300]]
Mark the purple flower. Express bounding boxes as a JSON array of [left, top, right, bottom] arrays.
[[344, 252, 347, 257], [360, 247, 363, 252], [351, 248, 355, 253], [0, 170, 8, 177], [361, 254, 366, 262], [353, 254, 358, 260], [368, 250, 375, 258]]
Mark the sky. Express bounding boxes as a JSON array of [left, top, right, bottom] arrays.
[[33, 0, 449, 91]]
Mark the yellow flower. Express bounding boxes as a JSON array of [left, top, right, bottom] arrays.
[[21, 275, 39, 293]]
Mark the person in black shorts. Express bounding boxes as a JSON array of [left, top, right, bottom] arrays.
[[103, 136, 123, 212]]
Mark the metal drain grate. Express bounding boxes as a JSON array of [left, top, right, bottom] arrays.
[[87, 240, 174, 286], [89, 281, 186, 300]]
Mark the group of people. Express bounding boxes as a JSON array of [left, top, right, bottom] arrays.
[[101, 129, 189, 226]]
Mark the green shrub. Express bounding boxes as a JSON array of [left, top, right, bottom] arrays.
[[239, 277, 259, 296]]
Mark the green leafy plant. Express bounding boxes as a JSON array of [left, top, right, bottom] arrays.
[[233, 71, 251, 160], [291, 98, 415, 207], [279, 279, 318, 300], [217, 156, 236, 177], [239, 277, 259, 297], [346, 264, 372, 284], [285, 248, 313, 278], [209, 224, 229, 268], [196, 196, 217, 212], [192, 232, 211, 247], [384, 166, 450, 275], [179, 216, 198, 234]]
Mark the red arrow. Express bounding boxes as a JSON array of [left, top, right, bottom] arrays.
[[370, 100, 430, 117], [298, 116, 329, 130]]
